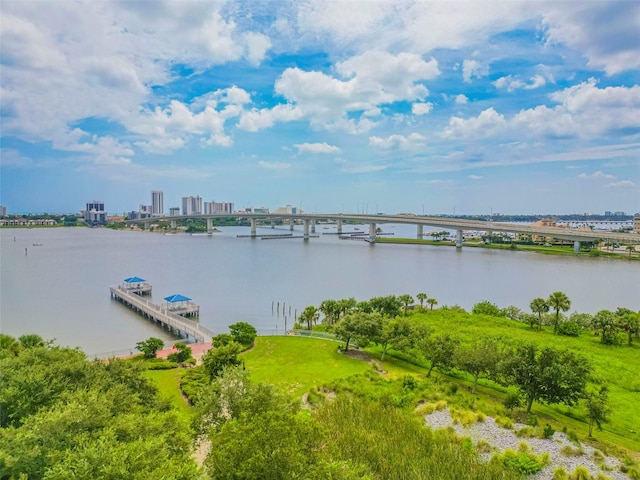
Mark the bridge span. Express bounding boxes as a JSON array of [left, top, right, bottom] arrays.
[[129, 213, 640, 252]]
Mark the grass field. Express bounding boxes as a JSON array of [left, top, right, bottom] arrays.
[[142, 368, 193, 419], [404, 310, 640, 452], [242, 323, 640, 454], [241, 336, 372, 397]]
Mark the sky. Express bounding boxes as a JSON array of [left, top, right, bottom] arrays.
[[1, 1, 639, 215]]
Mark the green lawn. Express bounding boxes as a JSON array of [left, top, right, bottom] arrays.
[[142, 369, 193, 420], [241, 336, 372, 397]]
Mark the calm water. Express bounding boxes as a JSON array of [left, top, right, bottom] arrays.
[[1, 226, 638, 355]]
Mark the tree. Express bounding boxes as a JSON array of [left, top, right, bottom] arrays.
[[378, 317, 419, 362], [368, 295, 402, 318], [213, 333, 234, 347], [426, 298, 438, 311], [593, 310, 617, 345], [0, 334, 21, 358], [319, 299, 340, 325], [167, 342, 192, 363], [585, 385, 610, 437], [334, 312, 383, 351], [18, 334, 46, 349], [616, 308, 639, 345], [530, 298, 549, 330], [420, 334, 459, 378], [502, 343, 590, 413], [472, 300, 502, 317], [229, 321, 257, 348], [455, 337, 504, 393], [136, 337, 165, 359], [547, 291, 571, 334], [299, 305, 320, 330], [337, 297, 358, 319], [202, 341, 243, 379], [416, 292, 427, 310], [398, 294, 414, 314]]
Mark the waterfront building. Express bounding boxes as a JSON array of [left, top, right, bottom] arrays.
[[0, 205, 6, 217], [151, 191, 164, 216], [634, 215, 640, 234], [273, 204, 300, 214], [84, 201, 107, 225], [181, 196, 202, 215], [169, 207, 180, 217], [204, 201, 234, 214]]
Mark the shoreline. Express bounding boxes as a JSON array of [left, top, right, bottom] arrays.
[[375, 237, 639, 261]]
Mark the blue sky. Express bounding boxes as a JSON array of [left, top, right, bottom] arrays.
[[1, 1, 639, 215]]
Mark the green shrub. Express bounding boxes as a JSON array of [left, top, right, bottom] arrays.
[[557, 320, 583, 337], [553, 467, 569, 480], [560, 445, 584, 457], [476, 440, 493, 453], [515, 426, 535, 437], [570, 465, 592, 480], [491, 442, 549, 474], [495, 415, 514, 429], [542, 423, 555, 439]]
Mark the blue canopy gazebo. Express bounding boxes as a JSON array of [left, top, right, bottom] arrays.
[[164, 294, 199, 317], [124, 276, 146, 283], [122, 276, 152, 295]]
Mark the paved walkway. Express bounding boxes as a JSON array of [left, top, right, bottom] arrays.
[[156, 341, 212, 363]]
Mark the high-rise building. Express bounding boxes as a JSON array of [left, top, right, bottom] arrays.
[[204, 201, 234, 214], [151, 190, 164, 216], [181, 196, 202, 215], [0, 205, 6, 217], [169, 207, 180, 217], [84, 201, 107, 225]]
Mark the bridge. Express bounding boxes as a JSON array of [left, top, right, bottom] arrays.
[[129, 212, 640, 252]]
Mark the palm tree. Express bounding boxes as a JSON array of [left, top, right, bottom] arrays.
[[416, 293, 427, 310], [626, 245, 635, 259], [548, 291, 571, 334], [427, 298, 438, 311], [398, 294, 414, 315], [299, 305, 319, 330], [530, 298, 549, 330]]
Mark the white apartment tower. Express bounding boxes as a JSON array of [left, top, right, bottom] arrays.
[[181, 195, 202, 215], [151, 190, 164, 216]]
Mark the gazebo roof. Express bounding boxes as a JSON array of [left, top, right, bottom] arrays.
[[124, 276, 146, 283], [164, 294, 192, 303]]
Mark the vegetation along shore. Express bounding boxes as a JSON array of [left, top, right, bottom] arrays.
[[1, 295, 639, 479]]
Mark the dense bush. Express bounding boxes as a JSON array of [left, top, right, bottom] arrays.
[[557, 320, 583, 337]]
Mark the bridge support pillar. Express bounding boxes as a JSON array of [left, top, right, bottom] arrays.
[[573, 240, 581, 253], [311, 220, 316, 233], [337, 219, 343, 234], [290, 218, 295, 231], [250, 218, 257, 238], [303, 220, 310, 241], [369, 223, 377, 243], [485, 230, 492, 244], [417, 224, 423, 240], [170, 220, 176, 229], [207, 218, 213, 235], [144, 222, 150, 230], [456, 229, 463, 249]]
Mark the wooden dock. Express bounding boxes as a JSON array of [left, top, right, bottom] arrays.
[[110, 286, 214, 343]]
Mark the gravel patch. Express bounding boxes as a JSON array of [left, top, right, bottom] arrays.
[[425, 408, 625, 479]]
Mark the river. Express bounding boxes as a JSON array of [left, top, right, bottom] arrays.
[[1, 225, 637, 355]]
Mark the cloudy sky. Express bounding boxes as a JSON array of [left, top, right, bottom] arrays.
[[1, 1, 639, 215]]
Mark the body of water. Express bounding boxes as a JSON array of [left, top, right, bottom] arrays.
[[1, 225, 637, 355]]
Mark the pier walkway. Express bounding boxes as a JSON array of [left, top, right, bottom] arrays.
[[110, 285, 214, 343]]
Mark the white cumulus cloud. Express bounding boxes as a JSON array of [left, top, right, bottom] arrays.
[[369, 133, 425, 149], [294, 142, 341, 154]]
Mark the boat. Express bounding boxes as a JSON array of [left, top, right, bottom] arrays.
[[32, 243, 43, 246]]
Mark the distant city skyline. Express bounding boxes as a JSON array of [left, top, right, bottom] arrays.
[[1, 2, 638, 214]]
